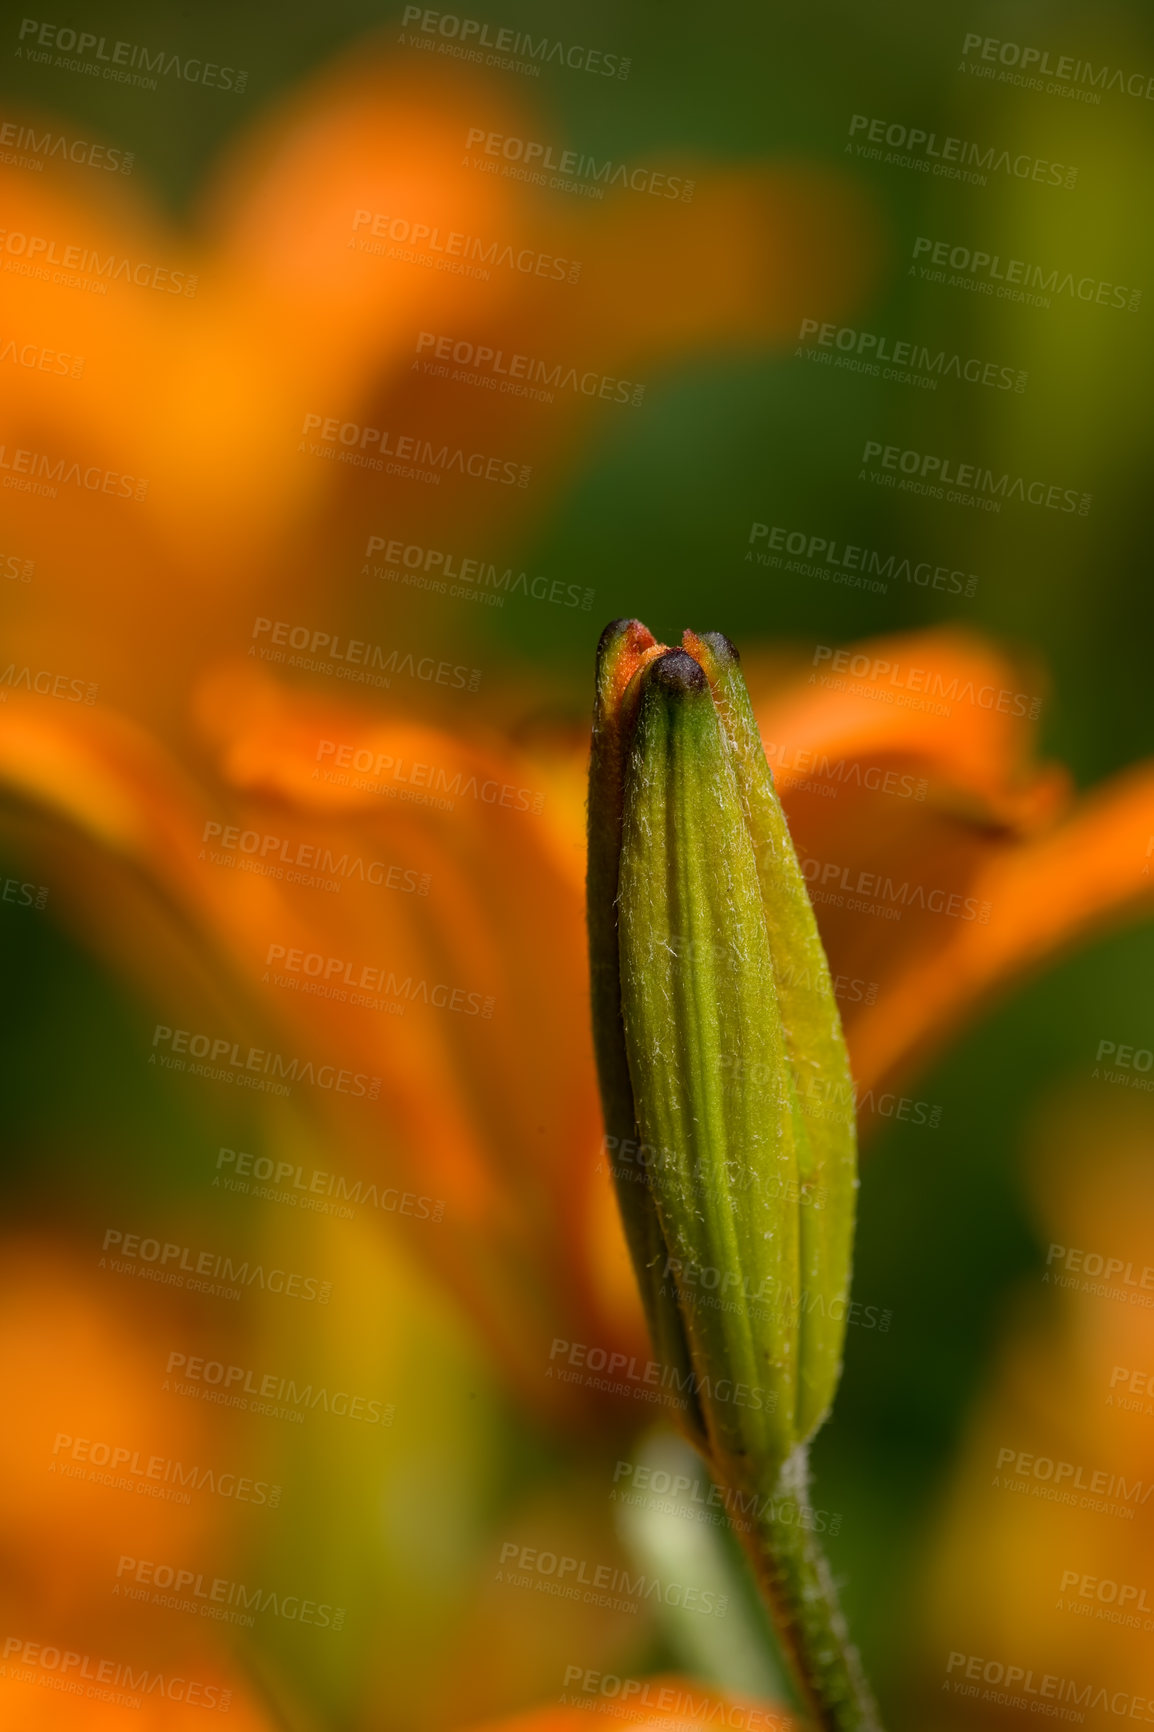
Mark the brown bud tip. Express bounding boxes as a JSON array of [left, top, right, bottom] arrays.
[[648, 648, 708, 696]]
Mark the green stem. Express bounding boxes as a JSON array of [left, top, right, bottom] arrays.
[[733, 1445, 883, 1732]]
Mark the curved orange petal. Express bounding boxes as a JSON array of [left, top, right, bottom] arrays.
[[0, 685, 639, 1427], [846, 762, 1154, 1097], [750, 628, 1067, 832]]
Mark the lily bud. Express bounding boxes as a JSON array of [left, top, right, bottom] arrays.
[[587, 622, 857, 1486]]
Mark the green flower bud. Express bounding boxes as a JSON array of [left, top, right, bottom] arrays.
[[588, 620, 709, 1450], [587, 622, 858, 1485]]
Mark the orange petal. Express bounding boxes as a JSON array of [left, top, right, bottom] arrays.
[[0, 686, 636, 1427], [846, 762, 1154, 1098], [750, 628, 1067, 833]]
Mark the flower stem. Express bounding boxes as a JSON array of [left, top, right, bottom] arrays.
[[735, 1445, 883, 1731]]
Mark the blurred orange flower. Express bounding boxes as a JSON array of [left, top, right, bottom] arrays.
[[911, 1086, 1154, 1728]]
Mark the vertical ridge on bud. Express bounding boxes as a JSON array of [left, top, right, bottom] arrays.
[[685, 629, 858, 1441], [587, 622, 708, 1449], [617, 649, 799, 1475]]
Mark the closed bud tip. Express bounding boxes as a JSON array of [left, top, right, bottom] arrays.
[[598, 616, 655, 663], [646, 647, 708, 696], [684, 629, 741, 672], [595, 619, 661, 720]]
